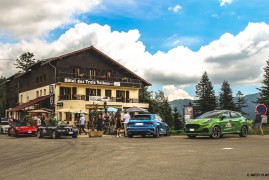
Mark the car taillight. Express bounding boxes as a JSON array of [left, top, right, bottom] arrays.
[[147, 122, 154, 124]]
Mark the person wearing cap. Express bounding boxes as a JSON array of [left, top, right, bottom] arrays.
[[254, 110, 264, 136]]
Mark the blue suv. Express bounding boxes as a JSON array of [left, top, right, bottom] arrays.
[[127, 114, 169, 138]]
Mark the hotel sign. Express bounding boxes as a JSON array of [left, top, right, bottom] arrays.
[[64, 78, 120, 86]]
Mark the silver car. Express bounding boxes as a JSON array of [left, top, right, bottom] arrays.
[[0, 120, 10, 134]]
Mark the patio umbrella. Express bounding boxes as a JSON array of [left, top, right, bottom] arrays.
[[28, 109, 49, 113], [125, 106, 148, 113], [102, 107, 118, 112]]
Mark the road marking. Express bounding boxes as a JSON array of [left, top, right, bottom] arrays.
[[222, 148, 233, 150]]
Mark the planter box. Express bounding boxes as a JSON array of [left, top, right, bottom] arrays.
[[88, 131, 103, 137]]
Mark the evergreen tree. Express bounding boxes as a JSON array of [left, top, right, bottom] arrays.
[[173, 107, 182, 130], [235, 91, 248, 115], [257, 59, 269, 104], [14, 52, 36, 71], [194, 72, 217, 117], [219, 80, 235, 110]]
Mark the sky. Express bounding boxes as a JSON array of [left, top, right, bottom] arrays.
[[1, 0, 269, 101]]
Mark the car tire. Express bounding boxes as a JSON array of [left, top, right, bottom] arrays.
[[52, 131, 58, 139], [72, 135, 77, 138], [153, 128, 160, 138], [164, 128, 169, 136], [7, 129, 11, 136], [128, 134, 133, 138], [211, 126, 221, 139], [187, 134, 197, 138], [239, 125, 248, 137], [142, 134, 146, 138], [15, 131, 19, 138], [37, 130, 43, 138]]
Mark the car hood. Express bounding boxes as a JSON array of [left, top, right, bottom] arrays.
[[186, 118, 215, 124], [16, 126, 37, 130], [1, 125, 10, 128]]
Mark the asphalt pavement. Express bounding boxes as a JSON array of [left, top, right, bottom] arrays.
[[0, 134, 269, 180]]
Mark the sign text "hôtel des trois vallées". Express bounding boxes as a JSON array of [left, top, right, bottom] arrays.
[[64, 78, 120, 86]]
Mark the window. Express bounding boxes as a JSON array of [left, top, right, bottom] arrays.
[[89, 69, 96, 79], [43, 74, 46, 82], [60, 87, 71, 100], [105, 90, 112, 98], [74, 67, 83, 78], [44, 89, 46, 95], [231, 112, 241, 118], [40, 76, 43, 83], [20, 95, 23, 103], [27, 96, 29, 102], [36, 77, 39, 83], [97, 89, 101, 96], [40, 90, 42, 96], [36, 91, 39, 98], [116, 90, 125, 102]]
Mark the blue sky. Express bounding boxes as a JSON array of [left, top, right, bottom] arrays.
[[1, 0, 269, 100]]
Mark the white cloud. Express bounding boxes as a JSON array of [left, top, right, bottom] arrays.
[[0, 0, 101, 39], [163, 85, 194, 101], [1, 22, 269, 100], [220, 0, 233, 6], [168, 5, 182, 13]]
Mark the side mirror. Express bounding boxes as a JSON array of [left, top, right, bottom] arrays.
[[221, 116, 226, 120]]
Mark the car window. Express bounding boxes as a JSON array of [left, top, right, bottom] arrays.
[[221, 112, 231, 119], [197, 111, 223, 119], [231, 112, 241, 118], [131, 115, 151, 120], [1, 121, 9, 125]]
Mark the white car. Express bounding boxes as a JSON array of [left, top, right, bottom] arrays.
[[0, 120, 10, 134]]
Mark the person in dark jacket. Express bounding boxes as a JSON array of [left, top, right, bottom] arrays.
[[254, 110, 264, 136]]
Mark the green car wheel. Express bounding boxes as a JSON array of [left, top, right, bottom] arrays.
[[187, 134, 197, 138], [239, 126, 248, 137], [211, 126, 221, 139]]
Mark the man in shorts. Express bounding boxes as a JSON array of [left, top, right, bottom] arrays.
[[254, 110, 264, 136]]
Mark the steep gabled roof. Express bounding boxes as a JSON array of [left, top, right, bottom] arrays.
[[43, 46, 151, 86]]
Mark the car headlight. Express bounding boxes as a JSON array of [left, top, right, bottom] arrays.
[[73, 128, 78, 132], [203, 119, 211, 124]]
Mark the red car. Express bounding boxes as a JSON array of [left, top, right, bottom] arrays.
[[8, 120, 37, 137]]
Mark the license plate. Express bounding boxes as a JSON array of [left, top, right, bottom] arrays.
[[28, 130, 32, 133], [135, 123, 143, 126], [189, 129, 194, 132], [69, 132, 73, 134]]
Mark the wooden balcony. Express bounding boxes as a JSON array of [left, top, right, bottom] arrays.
[[56, 71, 143, 88]]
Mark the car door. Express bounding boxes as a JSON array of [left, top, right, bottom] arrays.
[[230, 112, 241, 132], [219, 112, 233, 133], [156, 115, 166, 134]]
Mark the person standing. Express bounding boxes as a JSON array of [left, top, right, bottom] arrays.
[[123, 111, 131, 137], [254, 110, 264, 136], [79, 114, 87, 135], [116, 114, 122, 137], [36, 115, 42, 127]]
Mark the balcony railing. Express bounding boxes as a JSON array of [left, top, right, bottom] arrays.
[[58, 95, 140, 103], [56, 71, 143, 88]]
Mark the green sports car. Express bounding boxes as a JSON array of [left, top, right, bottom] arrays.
[[184, 110, 248, 139]]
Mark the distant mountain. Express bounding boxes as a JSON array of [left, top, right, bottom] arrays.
[[169, 93, 261, 120]]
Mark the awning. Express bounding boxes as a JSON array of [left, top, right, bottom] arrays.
[[10, 95, 50, 112]]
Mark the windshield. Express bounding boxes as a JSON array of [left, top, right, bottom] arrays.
[[14, 121, 28, 126], [196, 111, 223, 119], [1, 121, 9, 125], [131, 115, 151, 120], [57, 121, 67, 126]]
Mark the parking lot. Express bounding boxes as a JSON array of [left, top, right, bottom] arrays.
[[0, 134, 269, 180]]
